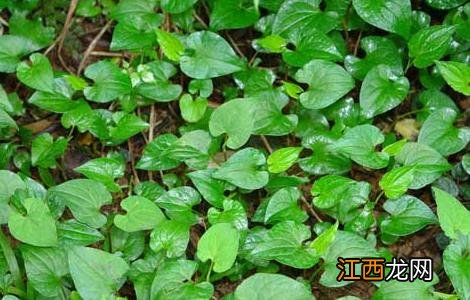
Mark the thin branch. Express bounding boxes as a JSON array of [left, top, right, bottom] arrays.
[[0, 16, 8, 27], [90, 51, 129, 58], [77, 20, 113, 75], [353, 30, 362, 56], [301, 196, 323, 222], [45, 0, 78, 73], [127, 139, 140, 185], [260, 135, 273, 154], [147, 104, 156, 181], [226, 33, 244, 57], [193, 12, 208, 29]]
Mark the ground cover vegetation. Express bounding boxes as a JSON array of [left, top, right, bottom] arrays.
[[0, 0, 469, 299]]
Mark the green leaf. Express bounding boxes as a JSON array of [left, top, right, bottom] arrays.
[[28, 91, 76, 113], [434, 187, 470, 239], [210, 0, 259, 31], [22, 246, 68, 298], [0, 108, 17, 131], [418, 108, 470, 156], [136, 61, 182, 102], [295, 59, 354, 109], [283, 31, 343, 67], [156, 29, 184, 62], [68, 246, 129, 300], [310, 222, 338, 256], [395, 142, 451, 189], [108, 113, 149, 145], [48, 179, 112, 228], [83, 60, 132, 102], [359, 65, 410, 118], [262, 187, 307, 225], [187, 169, 226, 208], [436, 61, 470, 96], [17, 53, 54, 93], [267, 147, 302, 173], [179, 94, 207, 123], [425, 0, 466, 10], [345, 36, 403, 80], [329, 124, 389, 169], [321, 231, 378, 287], [243, 221, 319, 268], [137, 134, 181, 171], [57, 220, 104, 247], [463, 154, 470, 175], [180, 31, 244, 79], [380, 195, 437, 238], [8, 198, 57, 247], [31, 133, 68, 169], [75, 156, 125, 192], [209, 98, 255, 149], [0, 171, 25, 224], [379, 166, 415, 199], [188, 79, 213, 97], [208, 199, 248, 230], [197, 223, 239, 273], [8, 15, 55, 50], [150, 259, 213, 299], [156, 186, 201, 224], [417, 89, 458, 122], [352, 0, 412, 38], [114, 196, 166, 232], [0, 35, 37, 73], [150, 220, 189, 258], [408, 25, 455, 68], [161, 0, 197, 13], [373, 278, 437, 300], [213, 147, 269, 190], [273, 0, 338, 38], [443, 234, 470, 299], [234, 273, 314, 300], [311, 175, 370, 223]]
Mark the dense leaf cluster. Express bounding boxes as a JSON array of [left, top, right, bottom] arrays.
[[0, 0, 469, 299]]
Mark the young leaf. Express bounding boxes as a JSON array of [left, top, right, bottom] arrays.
[[197, 223, 239, 273], [235, 273, 314, 300], [114, 196, 166, 232], [68, 246, 129, 300], [179, 94, 207, 123], [213, 147, 269, 190], [359, 65, 410, 118], [8, 198, 57, 247], [295, 59, 355, 109], [267, 147, 302, 173], [434, 187, 470, 239], [408, 25, 455, 68], [436, 61, 470, 96], [379, 166, 415, 199], [156, 29, 184, 62]]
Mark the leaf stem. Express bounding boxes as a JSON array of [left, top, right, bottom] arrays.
[[206, 260, 214, 282], [374, 191, 384, 205], [0, 229, 24, 291]]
